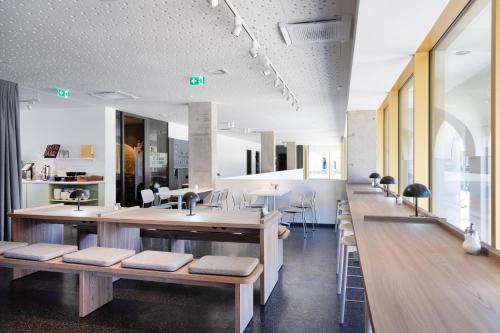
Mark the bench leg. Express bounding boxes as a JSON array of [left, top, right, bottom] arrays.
[[277, 239, 284, 270], [79, 272, 113, 317], [235, 283, 253, 333]]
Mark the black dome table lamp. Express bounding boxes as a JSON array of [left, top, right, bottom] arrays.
[[183, 192, 200, 216], [403, 183, 431, 217], [369, 172, 381, 187], [379, 176, 396, 197], [70, 189, 88, 211]]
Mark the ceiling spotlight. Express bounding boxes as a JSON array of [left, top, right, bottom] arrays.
[[249, 40, 260, 58], [207, 0, 219, 7], [286, 92, 292, 101], [282, 85, 287, 96], [263, 57, 271, 76], [274, 75, 280, 88], [291, 99, 296, 107], [232, 15, 243, 37], [296, 105, 300, 112]]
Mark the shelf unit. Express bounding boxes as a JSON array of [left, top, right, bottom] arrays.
[[48, 182, 103, 206]]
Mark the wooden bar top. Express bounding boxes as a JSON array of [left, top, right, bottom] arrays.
[[347, 184, 500, 333], [8, 204, 277, 230]]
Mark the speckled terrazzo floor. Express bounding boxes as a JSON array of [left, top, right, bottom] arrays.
[[0, 226, 364, 333]]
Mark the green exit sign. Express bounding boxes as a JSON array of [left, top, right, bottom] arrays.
[[57, 88, 69, 98], [189, 76, 205, 86]]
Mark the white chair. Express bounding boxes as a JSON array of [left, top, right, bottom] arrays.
[[141, 189, 171, 209], [292, 190, 318, 230], [279, 206, 307, 238], [197, 191, 222, 210], [156, 187, 170, 204], [243, 193, 265, 209]]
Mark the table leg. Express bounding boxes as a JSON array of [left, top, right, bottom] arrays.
[[11, 218, 64, 280], [177, 195, 182, 211], [273, 196, 276, 211], [259, 220, 279, 305], [97, 222, 141, 252]]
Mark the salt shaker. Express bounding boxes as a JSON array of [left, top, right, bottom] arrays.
[[462, 223, 482, 255]]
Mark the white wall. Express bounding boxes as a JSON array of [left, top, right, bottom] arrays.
[[215, 178, 347, 224], [217, 134, 260, 178], [168, 122, 188, 140], [20, 107, 107, 177]]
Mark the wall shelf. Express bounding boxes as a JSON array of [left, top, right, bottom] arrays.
[[44, 157, 95, 160]]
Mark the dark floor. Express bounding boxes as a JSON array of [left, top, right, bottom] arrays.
[[0, 226, 364, 333]]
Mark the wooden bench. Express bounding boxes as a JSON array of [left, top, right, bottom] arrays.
[[0, 255, 263, 333]]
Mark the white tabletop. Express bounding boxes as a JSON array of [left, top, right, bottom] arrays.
[[248, 188, 290, 197], [167, 188, 213, 196]]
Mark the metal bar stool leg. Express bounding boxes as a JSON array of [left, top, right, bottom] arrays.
[[302, 210, 307, 238], [340, 243, 349, 323]]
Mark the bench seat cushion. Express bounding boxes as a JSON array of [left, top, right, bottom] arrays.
[[278, 229, 290, 240], [4, 243, 77, 261], [278, 225, 288, 236], [0, 241, 29, 255], [189, 255, 259, 277], [122, 251, 193, 272], [63, 247, 135, 267]]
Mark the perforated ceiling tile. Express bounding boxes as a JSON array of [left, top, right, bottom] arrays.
[[0, 0, 355, 145]]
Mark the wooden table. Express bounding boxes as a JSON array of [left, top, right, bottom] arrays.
[[248, 188, 290, 211], [8, 204, 280, 305], [347, 184, 500, 333]]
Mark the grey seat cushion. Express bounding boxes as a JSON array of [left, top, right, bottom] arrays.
[[0, 241, 29, 255], [189, 255, 259, 277], [63, 247, 135, 267], [4, 243, 78, 261], [122, 251, 193, 272]]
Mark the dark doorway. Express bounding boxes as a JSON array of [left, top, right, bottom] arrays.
[[255, 151, 260, 174], [246, 150, 252, 175], [123, 115, 145, 207], [277, 153, 287, 171]]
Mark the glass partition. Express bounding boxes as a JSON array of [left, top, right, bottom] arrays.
[[383, 106, 390, 175], [399, 76, 414, 192], [430, 0, 491, 242]]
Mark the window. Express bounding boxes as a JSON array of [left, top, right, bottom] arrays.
[[308, 146, 342, 180], [383, 106, 390, 175], [430, 0, 491, 242], [399, 76, 414, 192]]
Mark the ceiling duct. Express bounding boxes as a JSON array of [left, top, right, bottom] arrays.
[[279, 16, 352, 46], [89, 91, 138, 100]]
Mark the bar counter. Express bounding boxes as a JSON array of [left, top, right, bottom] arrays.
[[347, 184, 500, 333]]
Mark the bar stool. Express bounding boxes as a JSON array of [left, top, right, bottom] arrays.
[[336, 221, 353, 277], [335, 200, 349, 231], [339, 234, 364, 325]]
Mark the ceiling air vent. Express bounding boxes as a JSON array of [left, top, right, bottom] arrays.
[[89, 91, 138, 100], [279, 16, 352, 46]]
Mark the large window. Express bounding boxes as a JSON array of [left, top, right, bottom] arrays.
[[308, 146, 342, 179], [431, 0, 491, 242], [399, 76, 414, 192]]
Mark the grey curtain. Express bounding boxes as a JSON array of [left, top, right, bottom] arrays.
[[0, 79, 21, 241]]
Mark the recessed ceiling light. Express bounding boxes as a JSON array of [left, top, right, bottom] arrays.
[[455, 50, 471, 56], [89, 91, 138, 100], [207, 0, 219, 7], [204, 68, 230, 75]]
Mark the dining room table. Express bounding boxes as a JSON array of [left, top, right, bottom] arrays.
[[155, 187, 212, 209], [8, 203, 281, 305], [248, 188, 290, 211]]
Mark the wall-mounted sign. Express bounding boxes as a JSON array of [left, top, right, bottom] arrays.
[[189, 76, 205, 86], [57, 88, 69, 98]]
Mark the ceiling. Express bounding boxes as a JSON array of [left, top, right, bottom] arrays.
[[348, 0, 449, 111], [0, 0, 357, 146]]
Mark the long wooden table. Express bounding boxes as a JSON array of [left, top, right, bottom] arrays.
[[347, 184, 500, 333], [8, 204, 280, 305]]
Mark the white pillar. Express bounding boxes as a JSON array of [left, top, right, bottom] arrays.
[[260, 131, 276, 173], [104, 107, 116, 206], [286, 142, 297, 170], [188, 102, 217, 188]]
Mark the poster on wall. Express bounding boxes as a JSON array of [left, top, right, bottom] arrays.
[[43, 144, 61, 158]]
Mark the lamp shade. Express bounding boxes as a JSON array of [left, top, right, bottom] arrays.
[[69, 189, 88, 200], [369, 172, 380, 179], [403, 183, 431, 198], [183, 192, 200, 205], [379, 176, 396, 185]]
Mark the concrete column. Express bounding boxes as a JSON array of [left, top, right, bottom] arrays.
[[260, 131, 276, 173], [188, 102, 217, 188], [286, 142, 297, 170], [347, 110, 377, 183]]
